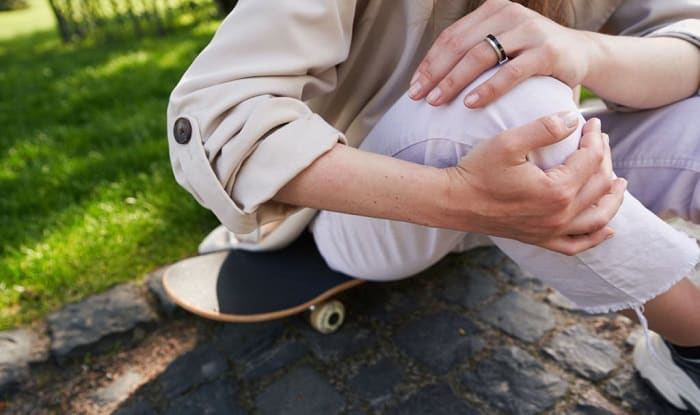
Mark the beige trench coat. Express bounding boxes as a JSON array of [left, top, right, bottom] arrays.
[[167, 0, 700, 249]]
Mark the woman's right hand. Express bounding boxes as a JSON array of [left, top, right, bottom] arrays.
[[442, 113, 626, 255]]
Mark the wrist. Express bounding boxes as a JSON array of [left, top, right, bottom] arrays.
[[579, 30, 609, 89], [435, 166, 479, 233]]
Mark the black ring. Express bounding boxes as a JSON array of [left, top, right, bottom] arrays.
[[485, 34, 509, 64]]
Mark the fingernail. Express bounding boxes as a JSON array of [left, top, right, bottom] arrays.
[[558, 111, 579, 128], [427, 87, 442, 104], [465, 93, 479, 107], [605, 231, 615, 240], [602, 133, 609, 145], [410, 72, 420, 85], [409, 82, 422, 98]]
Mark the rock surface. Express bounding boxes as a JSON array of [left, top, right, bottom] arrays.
[[255, 366, 345, 415], [544, 325, 621, 380], [393, 313, 484, 375], [478, 291, 555, 342], [462, 346, 569, 415], [47, 283, 158, 361], [89, 370, 144, 406], [8, 217, 700, 413]]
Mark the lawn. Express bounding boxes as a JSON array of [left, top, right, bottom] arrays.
[[0, 0, 221, 329]]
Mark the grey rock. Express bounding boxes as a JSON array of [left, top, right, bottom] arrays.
[[467, 246, 507, 268], [462, 346, 569, 415], [547, 290, 577, 310], [47, 283, 158, 360], [299, 321, 374, 363], [605, 368, 686, 415], [236, 340, 308, 380], [543, 325, 621, 380], [568, 405, 619, 415], [0, 364, 27, 395], [347, 358, 405, 408], [0, 329, 33, 394], [89, 369, 143, 406], [158, 343, 228, 399], [386, 383, 479, 415], [567, 389, 626, 415], [146, 267, 177, 315], [393, 313, 483, 375], [215, 320, 285, 361], [0, 328, 46, 366], [478, 291, 555, 342], [500, 259, 545, 291], [352, 281, 426, 322], [166, 381, 247, 415], [256, 366, 345, 415], [112, 400, 157, 415], [437, 268, 499, 309]]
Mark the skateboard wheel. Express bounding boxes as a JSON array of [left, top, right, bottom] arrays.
[[309, 300, 345, 334]]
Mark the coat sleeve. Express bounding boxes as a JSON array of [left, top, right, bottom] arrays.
[[167, 0, 356, 234], [602, 0, 700, 110], [607, 0, 700, 47]]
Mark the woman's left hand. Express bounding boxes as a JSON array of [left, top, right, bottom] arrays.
[[409, 0, 595, 108]]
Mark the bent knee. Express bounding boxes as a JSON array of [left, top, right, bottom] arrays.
[[426, 67, 580, 141], [361, 67, 582, 168]]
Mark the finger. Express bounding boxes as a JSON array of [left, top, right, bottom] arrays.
[[562, 178, 627, 235], [464, 51, 541, 108], [568, 133, 614, 213], [495, 111, 581, 161], [428, 26, 534, 106], [409, 0, 512, 100], [549, 118, 603, 190], [601, 133, 613, 178], [581, 116, 601, 136], [569, 172, 613, 216], [544, 225, 615, 256], [425, 40, 502, 106]]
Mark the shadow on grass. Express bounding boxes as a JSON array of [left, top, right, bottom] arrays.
[[0, 23, 222, 328]]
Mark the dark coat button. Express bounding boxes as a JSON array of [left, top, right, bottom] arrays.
[[173, 117, 192, 144]]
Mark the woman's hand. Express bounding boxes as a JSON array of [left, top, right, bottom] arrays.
[[442, 114, 626, 255], [276, 112, 623, 256], [409, 0, 595, 108]]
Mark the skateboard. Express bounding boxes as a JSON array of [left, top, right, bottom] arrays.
[[162, 232, 365, 334]]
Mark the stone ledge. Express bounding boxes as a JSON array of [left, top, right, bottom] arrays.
[[47, 283, 159, 363]]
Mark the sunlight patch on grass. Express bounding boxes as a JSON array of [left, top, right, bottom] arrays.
[[0, 0, 55, 40]]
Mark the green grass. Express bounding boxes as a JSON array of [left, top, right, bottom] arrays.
[[0, 0, 221, 329]]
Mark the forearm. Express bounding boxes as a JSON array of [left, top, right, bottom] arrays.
[[273, 144, 452, 229], [583, 33, 700, 109]]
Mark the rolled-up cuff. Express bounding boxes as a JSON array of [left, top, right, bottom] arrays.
[[232, 113, 346, 219]]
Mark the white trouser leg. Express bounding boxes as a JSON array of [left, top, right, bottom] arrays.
[[311, 68, 699, 314], [587, 96, 700, 223]]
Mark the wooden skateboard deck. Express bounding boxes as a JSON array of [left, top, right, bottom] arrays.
[[163, 232, 364, 332]]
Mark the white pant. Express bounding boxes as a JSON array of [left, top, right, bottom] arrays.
[[310, 68, 700, 315]]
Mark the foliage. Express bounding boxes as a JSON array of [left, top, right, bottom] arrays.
[[0, 0, 28, 11], [46, 0, 217, 42], [212, 0, 233, 16], [0, 1, 221, 329]]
